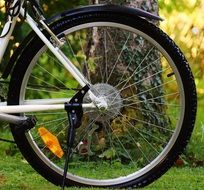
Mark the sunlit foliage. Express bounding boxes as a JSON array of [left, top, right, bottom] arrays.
[[159, 0, 204, 97]]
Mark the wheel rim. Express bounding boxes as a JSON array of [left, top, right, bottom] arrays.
[[19, 22, 185, 186]]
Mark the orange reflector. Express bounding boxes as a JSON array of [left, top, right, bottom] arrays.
[[38, 127, 64, 158]]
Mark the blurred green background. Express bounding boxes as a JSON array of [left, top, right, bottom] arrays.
[[159, 0, 204, 165], [0, 0, 204, 174]]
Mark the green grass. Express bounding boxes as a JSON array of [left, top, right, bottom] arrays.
[[0, 136, 204, 190], [1, 153, 204, 190], [0, 98, 204, 190]]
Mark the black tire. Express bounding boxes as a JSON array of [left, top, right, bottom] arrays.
[[8, 6, 196, 188]]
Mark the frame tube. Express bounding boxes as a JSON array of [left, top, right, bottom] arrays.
[[0, 113, 28, 124], [23, 10, 89, 87], [0, 0, 18, 63], [0, 103, 95, 113]]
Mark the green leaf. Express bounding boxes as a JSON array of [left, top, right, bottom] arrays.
[[99, 148, 116, 159]]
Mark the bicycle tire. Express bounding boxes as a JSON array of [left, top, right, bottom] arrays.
[[8, 6, 197, 188]]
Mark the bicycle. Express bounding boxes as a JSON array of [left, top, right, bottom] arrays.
[[0, 0, 197, 189]]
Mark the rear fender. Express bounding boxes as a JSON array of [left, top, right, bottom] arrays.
[[1, 4, 162, 79]]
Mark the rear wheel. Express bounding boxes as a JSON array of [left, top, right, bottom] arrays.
[[8, 10, 196, 188]]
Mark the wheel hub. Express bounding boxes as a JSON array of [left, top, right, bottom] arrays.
[[85, 83, 122, 121]]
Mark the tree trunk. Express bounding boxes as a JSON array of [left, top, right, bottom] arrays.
[[91, 0, 159, 18], [86, 0, 169, 127], [80, 1, 170, 159]]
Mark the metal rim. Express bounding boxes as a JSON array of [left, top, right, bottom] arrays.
[[19, 21, 185, 186]]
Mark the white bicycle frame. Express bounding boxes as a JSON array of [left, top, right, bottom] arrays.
[[0, 0, 97, 124]]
